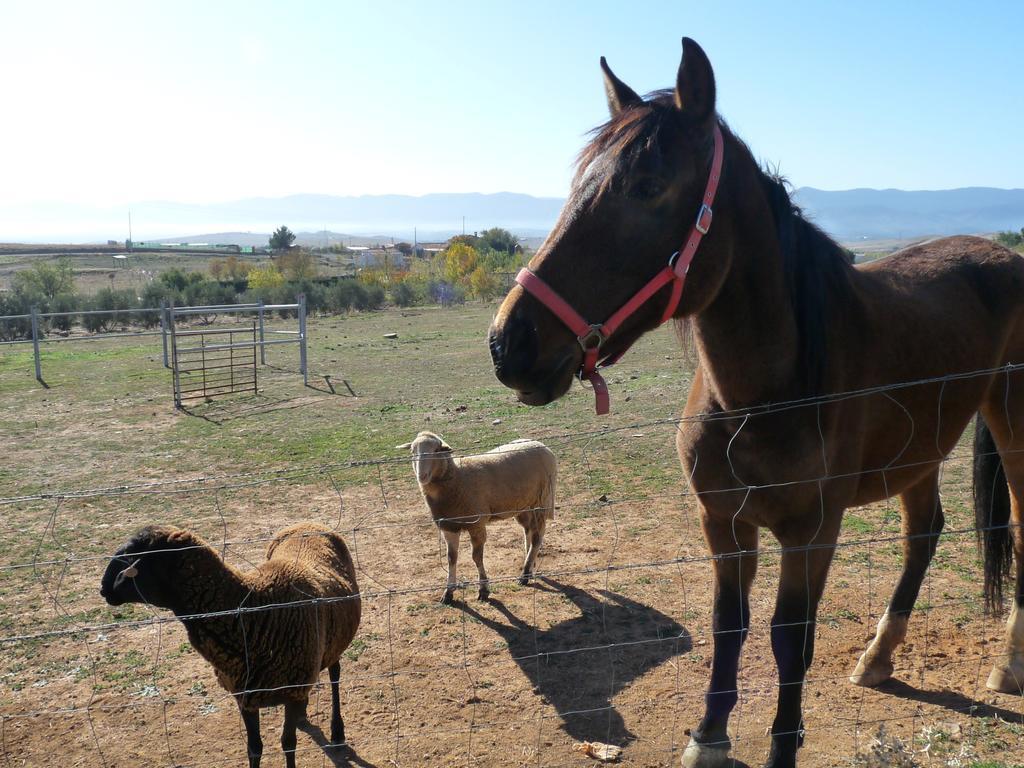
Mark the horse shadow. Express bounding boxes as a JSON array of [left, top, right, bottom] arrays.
[[876, 678, 1024, 723], [457, 577, 691, 746]]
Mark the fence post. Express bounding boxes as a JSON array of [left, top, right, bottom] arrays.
[[31, 305, 42, 383], [160, 301, 170, 368], [298, 293, 308, 386], [257, 299, 266, 365], [169, 307, 182, 409]]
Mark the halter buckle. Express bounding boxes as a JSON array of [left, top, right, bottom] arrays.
[[578, 324, 606, 352], [695, 203, 713, 235]]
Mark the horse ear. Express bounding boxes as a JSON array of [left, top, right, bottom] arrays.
[[600, 56, 641, 117], [674, 37, 716, 122]]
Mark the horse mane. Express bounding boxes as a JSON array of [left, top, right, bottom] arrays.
[[757, 169, 855, 395], [574, 90, 680, 191]]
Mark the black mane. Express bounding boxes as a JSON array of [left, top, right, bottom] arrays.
[[758, 171, 854, 395], [574, 90, 680, 191]]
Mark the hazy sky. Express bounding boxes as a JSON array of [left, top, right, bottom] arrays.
[[2, 0, 1022, 206]]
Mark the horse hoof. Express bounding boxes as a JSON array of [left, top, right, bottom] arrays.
[[681, 737, 731, 768], [477, 588, 490, 601], [986, 660, 1024, 694], [517, 575, 529, 586], [440, 591, 454, 605], [849, 654, 893, 687]]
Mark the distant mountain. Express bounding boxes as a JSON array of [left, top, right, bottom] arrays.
[[2, 188, 1022, 244], [0, 192, 564, 243], [793, 187, 1024, 240]]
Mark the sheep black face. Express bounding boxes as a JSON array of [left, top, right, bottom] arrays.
[[100, 525, 189, 609]]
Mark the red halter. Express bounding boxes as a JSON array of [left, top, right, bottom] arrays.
[[515, 123, 724, 415]]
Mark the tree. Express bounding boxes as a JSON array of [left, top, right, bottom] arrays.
[[247, 264, 285, 290], [223, 255, 251, 280], [444, 243, 479, 285], [396, 242, 413, 256], [12, 259, 74, 301], [994, 230, 1024, 248], [479, 227, 520, 255], [269, 225, 297, 251], [277, 250, 317, 280], [469, 266, 499, 300], [160, 268, 205, 291]]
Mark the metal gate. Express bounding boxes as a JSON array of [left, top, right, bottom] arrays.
[[171, 324, 258, 407]]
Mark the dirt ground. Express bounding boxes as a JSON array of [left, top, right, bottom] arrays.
[[1, 304, 1022, 767]]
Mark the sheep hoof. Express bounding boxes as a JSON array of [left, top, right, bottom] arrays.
[[440, 591, 455, 605], [477, 587, 490, 601]]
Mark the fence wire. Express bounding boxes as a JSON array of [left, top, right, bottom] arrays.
[[2, 363, 1024, 767]]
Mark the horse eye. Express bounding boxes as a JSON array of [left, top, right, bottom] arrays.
[[629, 177, 665, 200]]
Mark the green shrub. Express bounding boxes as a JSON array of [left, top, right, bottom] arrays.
[[48, 293, 79, 332], [82, 289, 137, 332], [994, 229, 1024, 248], [327, 280, 362, 313], [139, 282, 181, 328], [391, 281, 416, 307], [361, 284, 385, 311], [0, 294, 30, 340]]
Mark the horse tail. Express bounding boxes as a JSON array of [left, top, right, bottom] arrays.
[[974, 414, 1013, 613]]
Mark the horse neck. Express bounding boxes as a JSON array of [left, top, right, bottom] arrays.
[[688, 149, 803, 409]]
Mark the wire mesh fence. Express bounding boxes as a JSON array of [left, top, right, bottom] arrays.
[[1, 360, 1023, 768]]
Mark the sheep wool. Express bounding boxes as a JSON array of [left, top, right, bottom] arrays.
[[101, 521, 361, 767], [401, 431, 557, 603]]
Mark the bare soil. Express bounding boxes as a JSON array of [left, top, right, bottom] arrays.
[[1, 304, 1021, 768]]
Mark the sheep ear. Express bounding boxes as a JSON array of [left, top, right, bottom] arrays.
[[113, 558, 140, 588], [438, 441, 453, 453], [395, 442, 412, 450]]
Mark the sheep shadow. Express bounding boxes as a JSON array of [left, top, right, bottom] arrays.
[[457, 577, 691, 746], [297, 721, 379, 767]]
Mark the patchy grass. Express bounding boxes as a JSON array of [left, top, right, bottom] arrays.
[[1, 302, 1021, 767]]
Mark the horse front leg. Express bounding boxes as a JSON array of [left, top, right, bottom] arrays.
[[682, 516, 758, 768], [764, 522, 839, 768]]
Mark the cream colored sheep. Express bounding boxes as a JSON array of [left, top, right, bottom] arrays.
[[398, 431, 557, 603]]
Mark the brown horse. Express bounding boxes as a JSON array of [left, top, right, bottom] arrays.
[[487, 38, 1024, 768]]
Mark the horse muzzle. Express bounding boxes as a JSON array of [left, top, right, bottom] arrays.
[[488, 309, 578, 406]]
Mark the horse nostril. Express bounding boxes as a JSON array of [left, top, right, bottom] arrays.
[[487, 331, 502, 368], [489, 316, 537, 383]]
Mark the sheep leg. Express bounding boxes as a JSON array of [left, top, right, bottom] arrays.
[[469, 526, 489, 601], [441, 528, 460, 604], [281, 700, 305, 768], [519, 516, 546, 585], [328, 661, 346, 749], [239, 706, 263, 768]]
